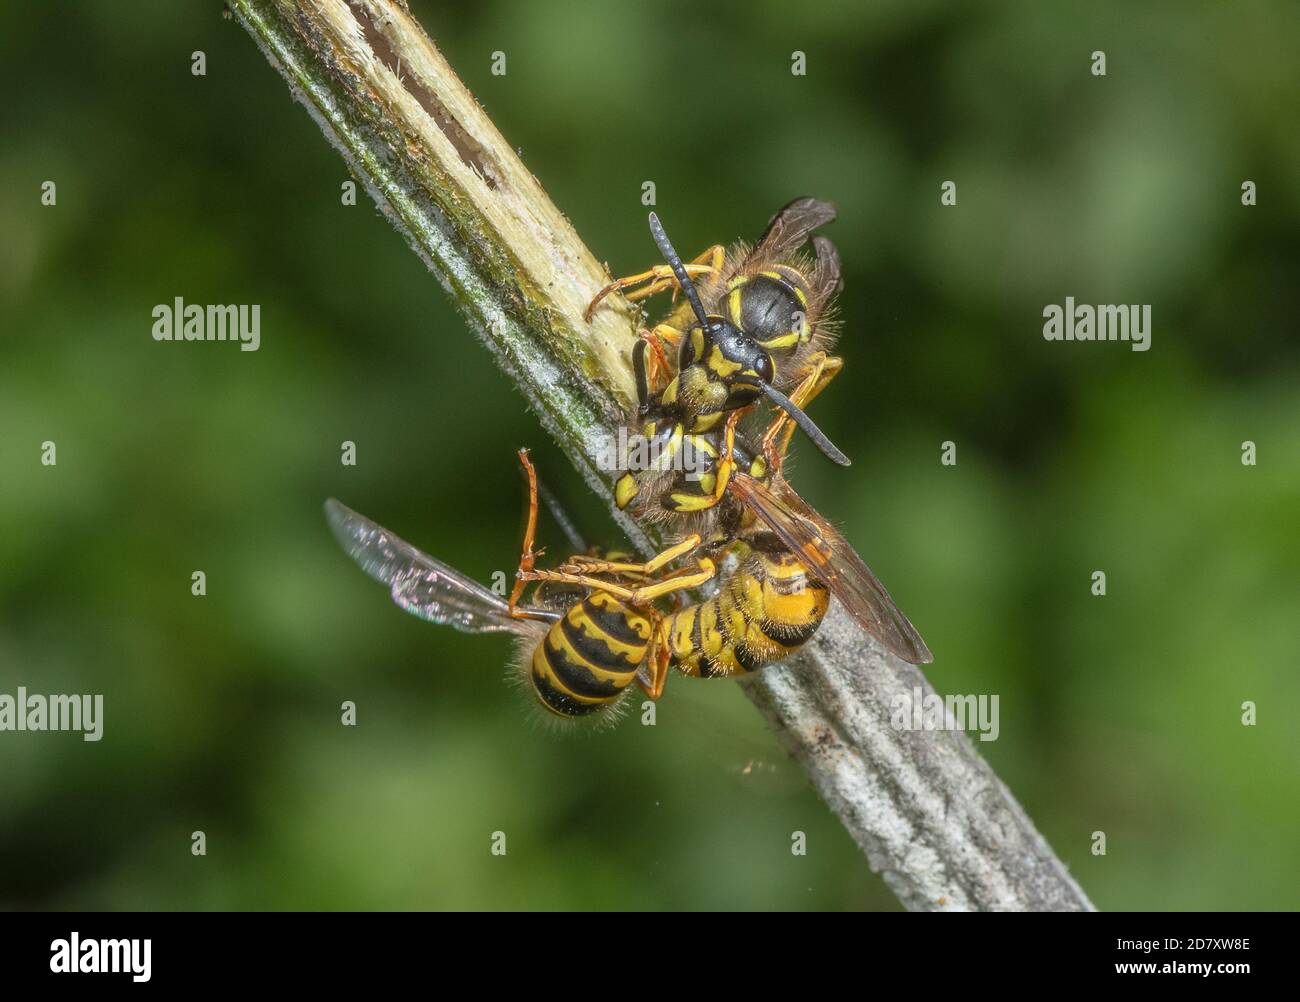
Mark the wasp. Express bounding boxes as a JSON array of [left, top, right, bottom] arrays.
[[576, 203, 930, 668], [591, 200, 851, 528], [326, 443, 930, 725], [550, 455, 935, 677], [590, 197, 849, 470], [576, 200, 933, 669], [326, 451, 717, 721], [325, 200, 931, 720]]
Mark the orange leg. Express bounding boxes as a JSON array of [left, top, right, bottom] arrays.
[[666, 409, 744, 513], [761, 353, 842, 473], [712, 409, 742, 503], [508, 448, 545, 618], [562, 533, 702, 576], [519, 557, 717, 607], [585, 245, 724, 322], [638, 323, 685, 395], [636, 628, 674, 700], [667, 244, 724, 307]]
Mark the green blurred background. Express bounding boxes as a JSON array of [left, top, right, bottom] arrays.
[[1, 0, 1297, 911]]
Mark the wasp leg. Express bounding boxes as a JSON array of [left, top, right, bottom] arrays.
[[684, 408, 743, 505], [667, 244, 724, 307], [508, 448, 550, 620], [519, 556, 717, 607], [761, 353, 843, 471], [638, 323, 684, 397], [584, 245, 724, 322], [633, 327, 682, 412], [710, 409, 741, 504], [666, 409, 743, 512], [636, 629, 674, 700], [562, 533, 702, 576]]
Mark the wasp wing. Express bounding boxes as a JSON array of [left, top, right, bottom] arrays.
[[747, 197, 838, 263], [729, 474, 933, 664], [324, 498, 557, 633]]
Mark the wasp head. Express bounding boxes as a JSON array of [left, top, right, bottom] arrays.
[[647, 212, 849, 466]]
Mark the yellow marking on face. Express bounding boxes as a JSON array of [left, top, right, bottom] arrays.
[[707, 345, 742, 377], [690, 327, 705, 360]]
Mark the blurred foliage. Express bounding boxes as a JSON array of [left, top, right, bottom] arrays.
[[0, 0, 1297, 911]]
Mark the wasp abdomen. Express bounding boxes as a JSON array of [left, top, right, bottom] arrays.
[[666, 551, 829, 679], [530, 592, 651, 717]]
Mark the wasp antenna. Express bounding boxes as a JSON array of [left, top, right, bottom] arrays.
[[753, 381, 851, 466], [648, 212, 710, 328]]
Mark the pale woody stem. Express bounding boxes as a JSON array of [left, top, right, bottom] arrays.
[[231, 0, 1095, 912]]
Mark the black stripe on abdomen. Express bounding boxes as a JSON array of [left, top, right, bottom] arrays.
[[581, 595, 646, 646], [531, 669, 608, 717], [761, 617, 822, 648], [558, 617, 639, 679], [542, 634, 626, 701]]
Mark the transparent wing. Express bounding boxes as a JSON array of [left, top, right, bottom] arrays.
[[747, 197, 837, 263], [324, 498, 557, 633], [729, 474, 933, 664]]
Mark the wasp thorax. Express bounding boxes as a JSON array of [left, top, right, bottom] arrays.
[[726, 268, 812, 354]]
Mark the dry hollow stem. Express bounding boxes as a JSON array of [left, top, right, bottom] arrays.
[[230, 0, 1095, 911]]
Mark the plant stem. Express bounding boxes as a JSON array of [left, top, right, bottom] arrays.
[[230, 0, 1095, 912]]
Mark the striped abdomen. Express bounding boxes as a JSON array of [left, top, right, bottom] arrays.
[[530, 591, 652, 717], [662, 551, 829, 678]]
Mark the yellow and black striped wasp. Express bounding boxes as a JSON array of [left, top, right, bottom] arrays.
[[590, 200, 851, 528], [547, 455, 935, 678], [326, 450, 718, 721], [326, 441, 930, 724], [576, 200, 933, 671], [590, 198, 849, 473], [325, 200, 931, 722]]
